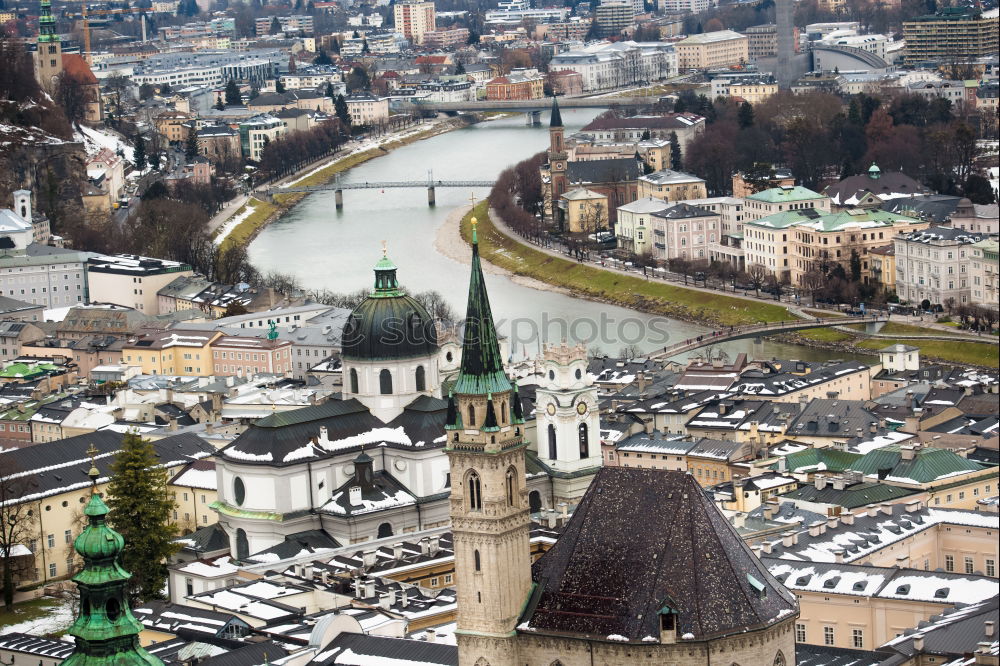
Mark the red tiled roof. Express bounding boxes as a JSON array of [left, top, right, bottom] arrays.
[[415, 55, 448, 64], [61, 54, 98, 85]]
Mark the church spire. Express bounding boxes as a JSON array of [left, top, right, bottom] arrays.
[[64, 445, 163, 666], [371, 243, 402, 297], [453, 217, 512, 397], [549, 96, 563, 128]]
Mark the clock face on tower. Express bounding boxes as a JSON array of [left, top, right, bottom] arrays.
[[577, 402, 587, 415], [554, 162, 565, 170], [546, 403, 556, 416]]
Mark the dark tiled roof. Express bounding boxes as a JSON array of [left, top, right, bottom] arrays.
[[133, 601, 249, 639], [0, 633, 75, 659], [881, 194, 963, 223], [874, 595, 999, 662], [312, 632, 456, 666], [823, 171, 928, 204], [175, 523, 230, 555], [567, 158, 641, 186], [247, 529, 340, 561], [198, 642, 288, 666], [582, 113, 704, 132], [523, 468, 797, 641], [780, 481, 917, 508], [795, 644, 881, 666]]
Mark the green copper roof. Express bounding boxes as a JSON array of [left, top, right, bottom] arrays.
[[849, 445, 984, 484], [452, 221, 513, 396], [748, 208, 922, 232], [773, 448, 860, 473], [65, 490, 164, 666], [746, 186, 825, 203], [371, 251, 403, 298], [38, 0, 58, 42]]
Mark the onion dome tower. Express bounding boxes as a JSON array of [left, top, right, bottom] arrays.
[[340, 246, 441, 421], [446, 216, 530, 666], [63, 446, 163, 666], [34, 0, 64, 91]]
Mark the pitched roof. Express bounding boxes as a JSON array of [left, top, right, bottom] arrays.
[[61, 53, 98, 84], [823, 169, 929, 206], [522, 468, 797, 641], [312, 632, 456, 666], [567, 158, 641, 185], [581, 112, 704, 132]]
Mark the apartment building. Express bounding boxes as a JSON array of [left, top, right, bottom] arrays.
[[87, 254, 194, 314], [393, 0, 435, 45], [594, 0, 634, 38], [745, 208, 927, 285], [122, 329, 222, 376], [254, 15, 314, 36], [548, 42, 677, 92], [345, 91, 390, 124], [637, 169, 707, 202], [210, 336, 293, 377], [239, 116, 285, 161], [894, 226, 986, 307], [969, 238, 998, 308], [649, 202, 721, 262], [675, 30, 749, 70], [744, 23, 800, 59], [615, 197, 668, 255], [902, 8, 999, 65], [422, 27, 470, 49]]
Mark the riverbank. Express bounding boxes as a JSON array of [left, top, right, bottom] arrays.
[[214, 116, 475, 250], [464, 201, 998, 367], [459, 202, 790, 327]]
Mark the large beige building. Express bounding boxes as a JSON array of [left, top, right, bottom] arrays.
[[675, 29, 749, 70], [637, 168, 708, 202], [393, 0, 435, 45], [744, 208, 927, 286], [86, 254, 194, 314], [902, 8, 999, 65]]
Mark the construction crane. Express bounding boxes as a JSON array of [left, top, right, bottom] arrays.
[[71, 3, 150, 64]]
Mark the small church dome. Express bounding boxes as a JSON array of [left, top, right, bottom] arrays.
[[341, 251, 438, 361]]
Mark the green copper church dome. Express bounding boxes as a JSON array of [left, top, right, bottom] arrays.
[[341, 251, 438, 361], [74, 493, 125, 562]]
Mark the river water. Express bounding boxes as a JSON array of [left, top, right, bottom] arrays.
[[248, 111, 866, 362]]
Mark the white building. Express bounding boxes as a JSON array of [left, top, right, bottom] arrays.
[[616, 196, 668, 255], [548, 41, 677, 92], [345, 91, 390, 125], [894, 226, 986, 307]]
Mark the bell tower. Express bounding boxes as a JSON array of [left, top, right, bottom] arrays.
[[548, 97, 568, 203], [446, 216, 530, 666], [34, 0, 63, 93], [64, 447, 163, 666]]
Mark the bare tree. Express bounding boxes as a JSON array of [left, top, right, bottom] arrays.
[[746, 263, 769, 298], [0, 459, 37, 611], [802, 269, 825, 307]]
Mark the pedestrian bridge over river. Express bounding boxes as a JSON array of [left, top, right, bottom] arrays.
[[263, 180, 494, 207], [649, 314, 889, 359]]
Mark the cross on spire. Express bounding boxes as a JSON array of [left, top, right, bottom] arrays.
[[469, 193, 477, 209], [381, 239, 388, 257]]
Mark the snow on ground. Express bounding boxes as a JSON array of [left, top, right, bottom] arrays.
[[75, 125, 134, 162], [214, 201, 257, 246], [0, 597, 75, 636]]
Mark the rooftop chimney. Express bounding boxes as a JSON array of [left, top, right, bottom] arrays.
[[424, 629, 436, 643], [760, 541, 773, 554], [782, 531, 796, 547], [840, 513, 855, 525], [833, 548, 845, 563], [985, 621, 995, 638], [363, 578, 375, 599], [392, 542, 404, 560], [913, 635, 924, 652], [901, 446, 915, 461], [428, 535, 440, 555], [349, 486, 363, 507], [378, 592, 391, 610], [361, 550, 376, 568], [419, 537, 430, 556], [400, 587, 410, 607], [814, 476, 827, 491]]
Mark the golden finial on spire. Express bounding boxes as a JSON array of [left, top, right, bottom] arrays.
[[85, 443, 100, 484], [381, 239, 387, 258]]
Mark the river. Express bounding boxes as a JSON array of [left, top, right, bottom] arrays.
[[248, 111, 867, 362]]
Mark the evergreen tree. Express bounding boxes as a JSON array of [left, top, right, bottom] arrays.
[[149, 149, 161, 170], [160, 82, 172, 95], [224, 79, 241, 106], [455, 61, 466, 75], [669, 131, 682, 170], [106, 432, 177, 603], [132, 133, 146, 171], [334, 93, 352, 127], [738, 101, 754, 128], [850, 249, 862, 283], [315, 48, 332, 65], [184, 129, 199, 161], [346, 66, 370, 92], [325, 81, 335, 98], [640, 129, 651, 140], [215, 98, 225, 110], [269, 16, 281, 34], [361, 39, 370, 54], [275, 78, 286, 93], [466, 29, 479, 44]]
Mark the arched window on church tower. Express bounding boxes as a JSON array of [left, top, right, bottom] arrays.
[[474, 549, 481, 571], [467, 471, 482, 511], [415, 365, 426, 392], [579, 422, 589, 458], [349, 368, 359, 394], [379, 369, 392, 395], [500, 399, 507, 424], [773, 652, 786, 666], [467, 403, 475, 427], [505, 467, 516, 506], [548, 424, 557, 460]]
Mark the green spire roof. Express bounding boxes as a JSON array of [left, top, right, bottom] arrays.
[[38, 0, 58, 42], [549, 97, 563, 128], [868, 162, 881, 179], [371, 247, 403, 297], [453, 218, 513, 396], [64, 472, 163, 666]]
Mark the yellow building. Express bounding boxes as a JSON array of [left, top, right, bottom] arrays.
[[675, 29, 749, 70], [3, 430, 214, 589], [637, 169, 708, 202], [869, 244, 896, 293], [121, 329, 222, 376], [559, 188, 609, 233], [730, 78, 779, 103]]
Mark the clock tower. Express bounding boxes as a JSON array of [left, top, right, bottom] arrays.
[[446, 217, 530, 666], [533, 342, 603, 505], [548, 97, 568, 205]]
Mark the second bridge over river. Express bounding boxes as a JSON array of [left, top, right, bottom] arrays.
[[262, 179, 494, 208]]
